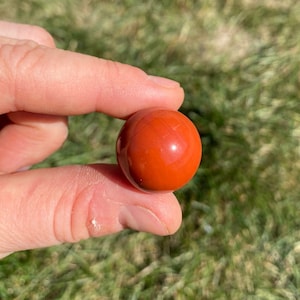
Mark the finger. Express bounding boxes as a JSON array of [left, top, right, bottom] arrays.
[[0, 164, 182, 257], [0, 112, 68, 174], [0, 21, 55, 47], [0, 38, 184, 118]]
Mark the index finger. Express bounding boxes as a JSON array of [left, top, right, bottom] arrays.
[[0, 38, 184, 118]]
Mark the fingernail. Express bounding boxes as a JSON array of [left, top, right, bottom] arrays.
[[148, 75, 181, 88], [17, 165, 32, 172], [119, 205, 169, 235]]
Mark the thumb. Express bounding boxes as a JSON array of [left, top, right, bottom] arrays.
[[0, 165, 182, 258]]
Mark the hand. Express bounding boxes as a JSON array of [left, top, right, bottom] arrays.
[[0, 21, 184, 258]]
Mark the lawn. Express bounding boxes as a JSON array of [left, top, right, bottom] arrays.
[[0, 0, 299, 299]]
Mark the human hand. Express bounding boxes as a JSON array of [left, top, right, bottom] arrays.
[[0, 21, 184, 258]]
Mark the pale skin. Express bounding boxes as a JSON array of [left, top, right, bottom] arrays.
[[0, 21, 184, 259]]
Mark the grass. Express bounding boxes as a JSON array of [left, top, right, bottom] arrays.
[[0, 0, 300, 299]]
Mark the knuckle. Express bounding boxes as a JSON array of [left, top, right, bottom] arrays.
[[0, 40, 47, 112]]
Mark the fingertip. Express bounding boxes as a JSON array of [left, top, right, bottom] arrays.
[[144, 75, 185, 114], [94, 61, 185, 118], [151, 192, 183, 235]]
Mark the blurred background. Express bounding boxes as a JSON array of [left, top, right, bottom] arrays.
[[0, 0, 299, 299]]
